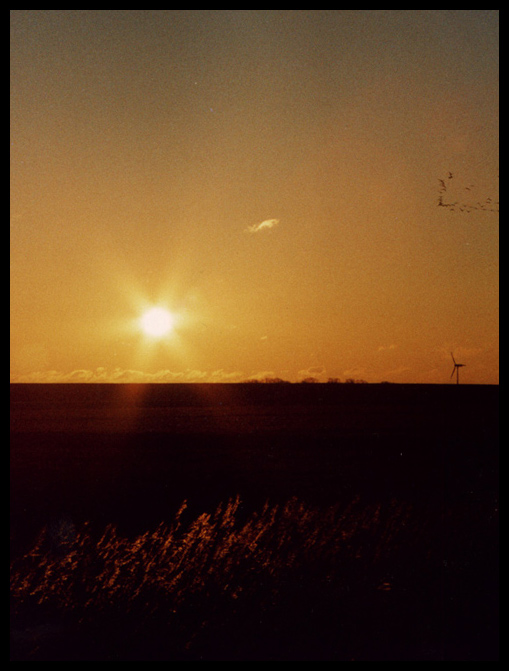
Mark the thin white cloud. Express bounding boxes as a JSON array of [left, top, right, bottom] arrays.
[[245, 218, 280, 234], [297, 366, 326, 381], [10, 367, 246, 384], [245, 370, 278, 382], [208, 370, 244, 382]]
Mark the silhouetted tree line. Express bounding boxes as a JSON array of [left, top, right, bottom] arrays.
[[244, 377, 368, 384]]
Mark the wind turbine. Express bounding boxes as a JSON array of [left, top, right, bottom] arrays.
[[450, 353, 466, 385]]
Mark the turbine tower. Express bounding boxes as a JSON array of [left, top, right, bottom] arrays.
[[450, 353, 466, 385]]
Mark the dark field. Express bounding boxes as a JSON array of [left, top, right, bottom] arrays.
[[10, 383, 499, 661]]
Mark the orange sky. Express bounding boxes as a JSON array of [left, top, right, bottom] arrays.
[[10, 11, 499, 383]]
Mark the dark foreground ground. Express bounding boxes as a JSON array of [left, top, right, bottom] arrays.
[[10, 383, 499, 661]]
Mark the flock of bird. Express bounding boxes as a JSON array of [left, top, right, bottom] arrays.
[[438, 172, 499, 214]]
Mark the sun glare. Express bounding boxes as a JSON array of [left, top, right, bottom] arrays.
[[140, 307, 175, 338]]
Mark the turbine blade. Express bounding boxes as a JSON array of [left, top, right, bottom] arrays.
[[451, 366, 457, 378], [451, 352, 457, 364]]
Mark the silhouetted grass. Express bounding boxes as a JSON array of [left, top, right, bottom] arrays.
[[10, 493, 498, 661]]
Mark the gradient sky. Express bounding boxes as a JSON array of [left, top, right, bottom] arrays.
[[10, 10, 499, 384]]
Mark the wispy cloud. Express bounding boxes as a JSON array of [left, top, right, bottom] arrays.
[[11, 367, 246, 384], [245, 370, 279, 382], [377, 344, 397, 352], [208, 369, 245, 382], [297, 366, 326, 381], [245, 218, 280, 234]]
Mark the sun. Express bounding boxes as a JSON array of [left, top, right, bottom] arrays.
[[139, 307, 175, 338]]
